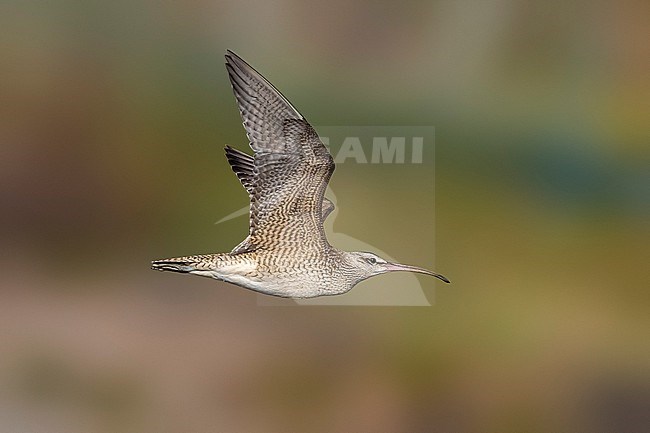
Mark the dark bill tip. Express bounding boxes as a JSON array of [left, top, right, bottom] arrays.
[[384, 262, 451, 284]]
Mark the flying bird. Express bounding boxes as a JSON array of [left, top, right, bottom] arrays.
[[152, 50, 449, 298]]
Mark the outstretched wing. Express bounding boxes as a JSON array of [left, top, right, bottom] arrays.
[[224, 145, 255, 194], [225, 145, 335, 217], [225, 50, 335, 252]]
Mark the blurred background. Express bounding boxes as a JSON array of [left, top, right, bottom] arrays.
[[1, 0, 648, 432]]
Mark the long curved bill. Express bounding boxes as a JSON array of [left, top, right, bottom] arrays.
[[383, 262, 450, 283]]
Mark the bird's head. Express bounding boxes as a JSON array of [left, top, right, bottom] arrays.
[[343, 251, 450, 286]]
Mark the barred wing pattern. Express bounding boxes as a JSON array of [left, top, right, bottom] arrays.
[[225, 51, 335, 252], [225, 145, 335, 217]]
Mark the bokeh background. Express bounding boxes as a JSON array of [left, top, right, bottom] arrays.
[[1, 1, 648, 432]]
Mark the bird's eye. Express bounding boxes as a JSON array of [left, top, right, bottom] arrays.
[[365, 257, 377, 265]]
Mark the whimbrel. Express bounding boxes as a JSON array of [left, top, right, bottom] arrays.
[[152, 50, 450, 298]]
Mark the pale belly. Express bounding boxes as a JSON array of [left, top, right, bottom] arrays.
[[189, 259, 336, 298]]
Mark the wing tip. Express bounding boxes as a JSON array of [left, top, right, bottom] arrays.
[[224, 49, 236, 62], [222, 49, 304, 121], [224, 49, 251, 71]]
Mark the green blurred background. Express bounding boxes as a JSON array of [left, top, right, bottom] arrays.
[[1, 0, 648, 432]]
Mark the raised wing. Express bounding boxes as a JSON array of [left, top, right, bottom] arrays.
[[224, 145, 255, 194], [225, 50, 335, 252], [225, 144, 335, 218]]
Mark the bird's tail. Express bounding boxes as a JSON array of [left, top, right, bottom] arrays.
[[151, 254, 219, 274]]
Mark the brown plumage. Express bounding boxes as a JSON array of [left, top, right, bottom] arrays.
[[152, 50, 449, 298]]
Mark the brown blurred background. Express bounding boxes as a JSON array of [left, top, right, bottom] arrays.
[[1, 1, 648, 432]]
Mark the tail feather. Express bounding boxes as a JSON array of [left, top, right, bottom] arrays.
[[151, 254, 216, 273]]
